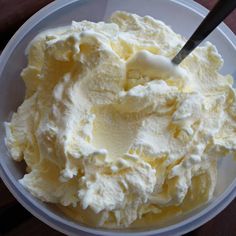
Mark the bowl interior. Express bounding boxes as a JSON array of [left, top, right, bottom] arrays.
[[0, 0, 236, 235]]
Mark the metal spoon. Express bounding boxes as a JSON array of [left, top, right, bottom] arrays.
[[172, 0, 236, 65]]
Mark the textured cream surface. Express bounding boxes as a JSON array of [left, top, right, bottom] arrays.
[[5, 11, 236, 228]]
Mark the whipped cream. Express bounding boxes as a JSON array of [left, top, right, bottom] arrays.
[[127, 50, 186, 78], [5, 11, 236, 228]]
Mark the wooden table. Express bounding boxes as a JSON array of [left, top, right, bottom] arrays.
[[0, 1, 235, 235]]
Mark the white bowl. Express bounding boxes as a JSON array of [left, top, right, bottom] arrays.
[[0, 0, 235, 235]]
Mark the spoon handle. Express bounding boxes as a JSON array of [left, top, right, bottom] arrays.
[[172, 0, 236, 65]]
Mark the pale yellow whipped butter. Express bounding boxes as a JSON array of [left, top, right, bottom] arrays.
[[5, 11, 236, 228]]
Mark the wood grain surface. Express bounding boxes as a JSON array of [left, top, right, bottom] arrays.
[[0, 0, 235, 235]]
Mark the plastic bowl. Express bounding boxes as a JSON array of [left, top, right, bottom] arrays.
[[0, 0, 236, 235]]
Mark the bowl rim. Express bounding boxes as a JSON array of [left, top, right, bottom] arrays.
[[0, 0, 236, 235]]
